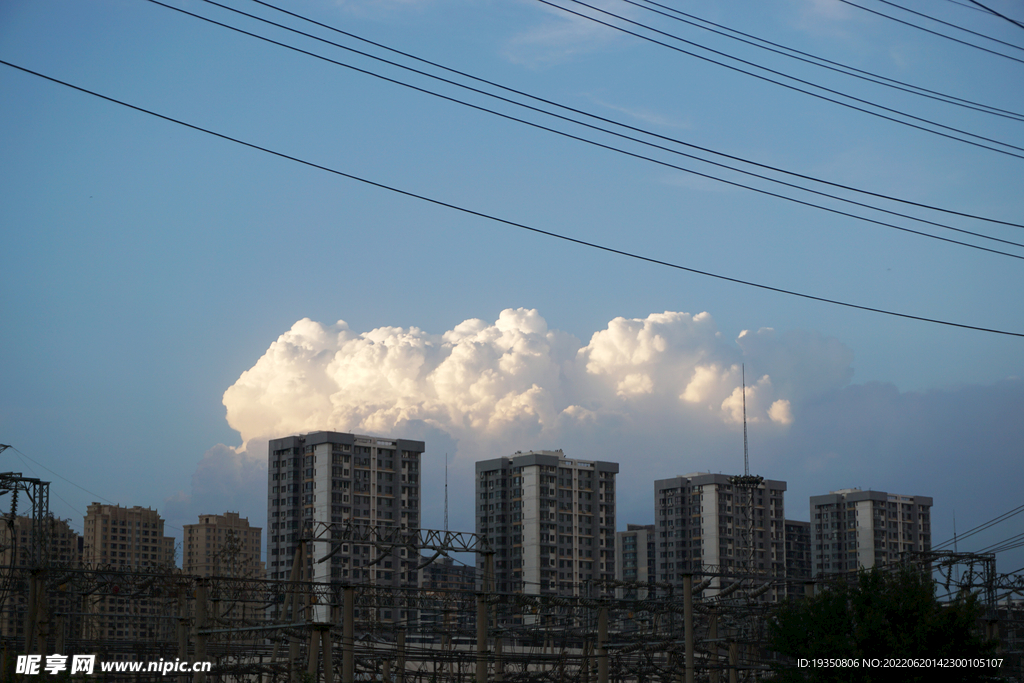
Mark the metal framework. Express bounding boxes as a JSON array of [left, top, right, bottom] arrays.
[[2, 564, 783, 683], [302, 521, 492, 571], [0, 469, 52, 655], [3, 526, 1020, 682], [0, 471, 51, 568]]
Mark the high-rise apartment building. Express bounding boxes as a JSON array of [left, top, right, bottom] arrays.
[[82, 503, 176, 569], [0, 516, 81, 639], [416, 555, 477, 640], [81, 504, 176, 641], [419, 554, 476, 592], [184, 512, 263, 577], [475, 450, 618, 597], [784, 519, 811, 598], [614, 524, 656, 598], [810, 489, 932, 577], [182, 512, 265, 639], [0, 515, 81, 568], [267, 431, 424, 602], [654, 473, 787, 600]]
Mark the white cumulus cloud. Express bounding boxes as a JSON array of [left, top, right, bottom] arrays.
[[220, 309, 825, 454], [768, 399, 794, 425], [172, 308, 857, 532], [720, 374, 780, 424], [166, 308, 1024, 572]]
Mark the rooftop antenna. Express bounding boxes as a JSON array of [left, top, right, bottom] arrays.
[[953, 510, 957, 552], [729, 363, 764, 578], [953, 510, 961, 584], [742, 363, 749, 477], [444, 453, 449, 532]]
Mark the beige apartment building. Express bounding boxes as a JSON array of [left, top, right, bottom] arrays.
[[0, 515, 81, 638], [81, 503, 176, 641], [82, 503, 176, 568], [184, 511, 263, 577]]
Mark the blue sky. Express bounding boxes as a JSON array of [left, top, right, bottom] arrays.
[[2, 0, 1022, 577]]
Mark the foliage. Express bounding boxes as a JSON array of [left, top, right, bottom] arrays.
[[768, 565, 1000, 682]]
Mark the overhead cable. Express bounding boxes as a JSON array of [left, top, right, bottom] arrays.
[[836, 0, 1024, 62], [933, 503, 1024, 550], [976, 532, 1024, 554], [8, 445, 119, 509], [8, 447, 114, 534], [148, 0, 1024, 257], [944, 0, 997, 15], [3, 58, 1022, 338], [632, 0, 1024, 122], [968, 0, 1024, 31], [871, 0, 1024, 52], [247, 0, 1024, 229], [539, 0, 1024, 158]]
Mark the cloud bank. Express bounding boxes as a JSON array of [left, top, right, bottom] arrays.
[[222, 309, 816, 452], [168, 308, 832, 530], [167, 309, 1022, 572]]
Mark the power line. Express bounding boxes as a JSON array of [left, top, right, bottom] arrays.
[[872, 0, 1024, 52], [144, 0, 1024, 258], [8, 446, 183, 533], [3, 58, 1022, 338], [944, 0, 998, 15], [632, 0, 1024, 122], [836, 0, 1024, 62], [976, 531, 1024, 554], [969, 0, 1024, 31], [9, 445, 118, 507], [540, 0, 1024, 158], [933, 503, 1024, 550], [245, 0, 1024, 229]]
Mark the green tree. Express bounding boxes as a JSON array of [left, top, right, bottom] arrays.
[[768, 565, 1000, 682]]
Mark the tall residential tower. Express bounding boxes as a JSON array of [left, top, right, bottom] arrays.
[[654, 473, 787, 600], [476, 450, 618, 597], [267, 431, 424, 596], [810, 488, 932, 576]]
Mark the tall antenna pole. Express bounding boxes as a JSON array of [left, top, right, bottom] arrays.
[[953, 510, 958, 553], [742, 364, 749, 477], [729, 364, 762, 582], [444, 453, 449, 533]]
